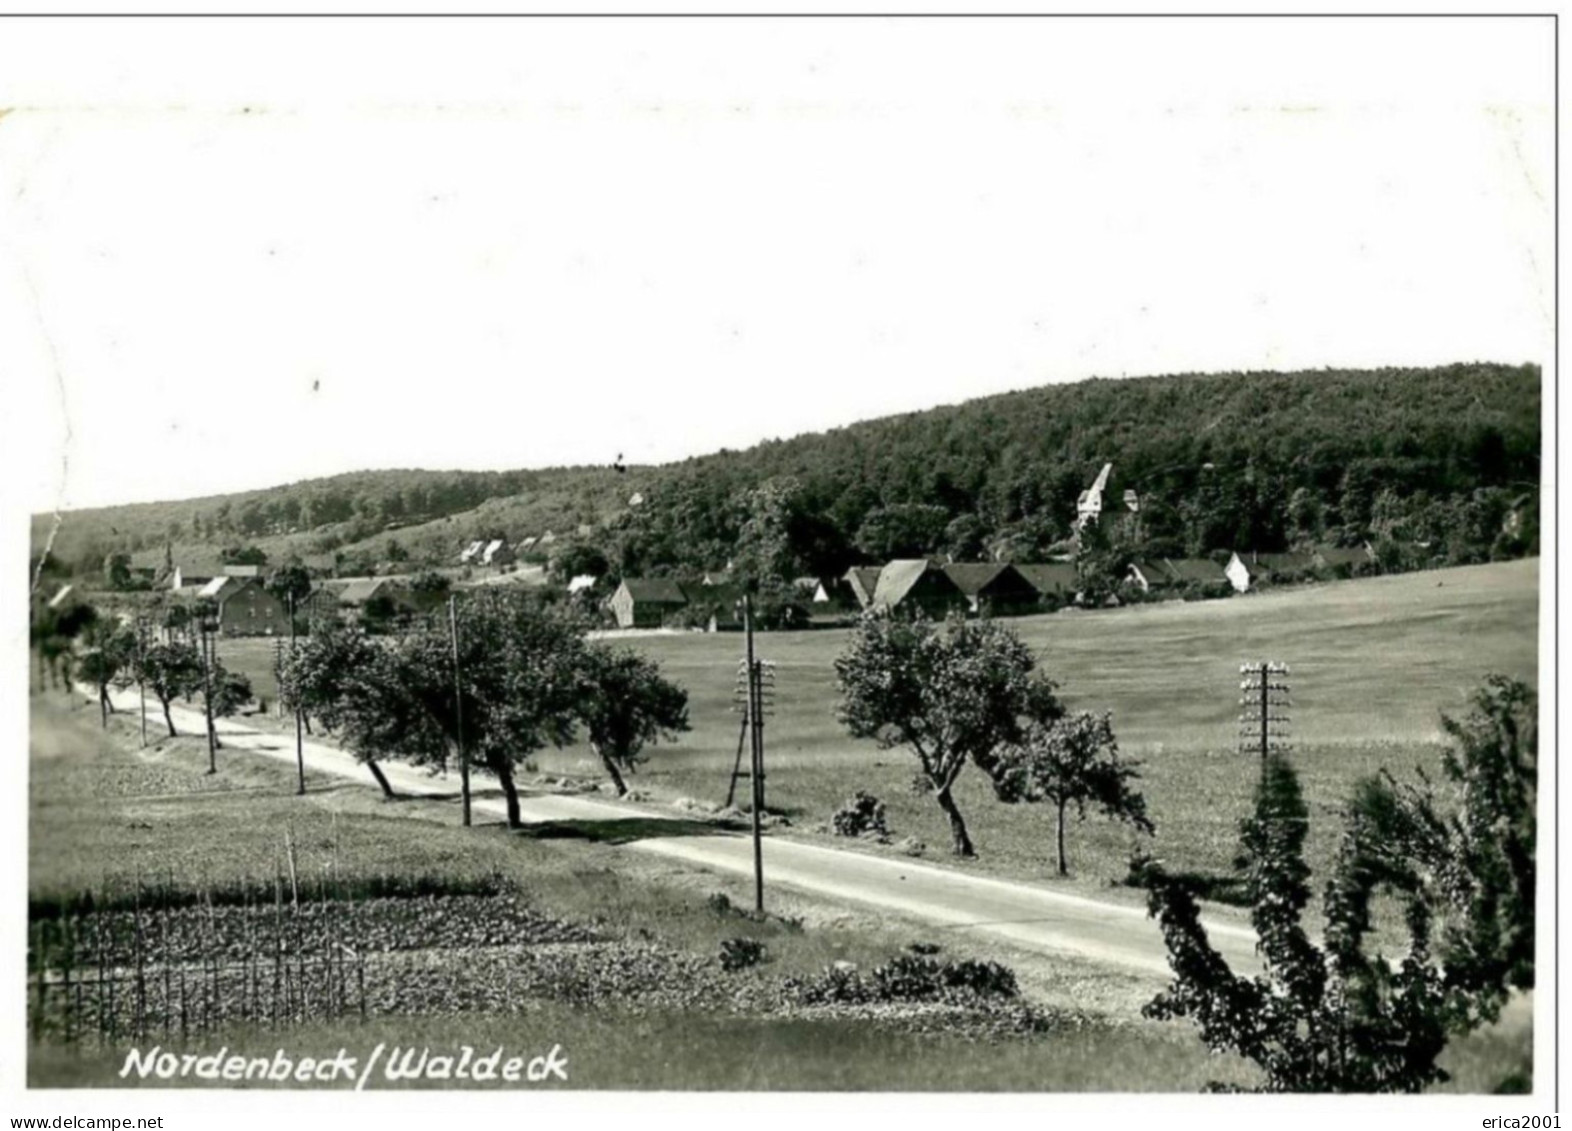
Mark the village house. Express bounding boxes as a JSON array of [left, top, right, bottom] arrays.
[[940, 563, 1040, 617], [1128, 558, 1229, 594], [1013, 562, 1080, 606], [869, 560, 968, 617], [191, 576, 290, 637], [843, 566, 883, 609], [681, 583, 746, 631], [1224, 550, 1317, 593], [480, 538, 514, 569], [608, 578, 689, 629]]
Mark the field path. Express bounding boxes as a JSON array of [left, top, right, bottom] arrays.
[[90, 685, 1260, 979]]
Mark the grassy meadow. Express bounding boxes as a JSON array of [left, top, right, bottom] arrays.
[[210, 559, 1539, 913], [28, 692, 1532, 1092]]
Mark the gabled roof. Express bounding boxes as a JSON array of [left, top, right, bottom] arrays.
[[682, 582, 743, 608], [872, 559, 964, 610], [197, 576, 235, 599], [844, 566, 883, 605], [939, 562, 1010, 597], [335, 578, 407, 606], [1161, 558, 1226, 584], [618, 577, 688, 605], [1240, 551, 1316, 574], [459, 540, 486, 562], [1014, 562, 1079, 595], [1128, 560, 1168, 586]]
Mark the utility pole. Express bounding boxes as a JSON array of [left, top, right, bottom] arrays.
[[136, 616, 148, 748], [744, 593, 764, 914], [199, 611, 217, 775], [289, 592, 305, 796], [1238, 661, 1291, 769], [449, 594, 471, 827]]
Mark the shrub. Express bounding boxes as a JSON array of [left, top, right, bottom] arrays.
[[832, 791, 889, 838], [793, 956, 1018, 1005], [719, 937, 767, 972]]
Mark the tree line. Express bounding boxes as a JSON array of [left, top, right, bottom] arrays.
[[34, 364, 1540, 587]]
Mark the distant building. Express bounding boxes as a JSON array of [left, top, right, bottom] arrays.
[[567, 574, 599, 595], [1224, 550, 1317, 593], [1076, 463, 1114, 531], [193, 577, 289, 637], [1013, 562, 1080, 604], [608, 578, 689, 629], [682, 583, 745, 631], [843, 566, 883, 609], [46, 583, 80, 611], [791, 576, 830, 602], [940, 563, 1039, 616], [459, 540, 486, 565], [301, 577, 419, 626], [870, 560, 968, 617], [1128, 558, 1228, 593], [480, 539, 514, 568]]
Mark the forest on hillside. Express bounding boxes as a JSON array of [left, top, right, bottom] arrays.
[[32, 363, 1541, 586]]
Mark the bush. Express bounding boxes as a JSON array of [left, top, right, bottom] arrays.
[[832, 790, 889, 838], [793, 956, 1018, 1005], [719, 937, 767, 972]]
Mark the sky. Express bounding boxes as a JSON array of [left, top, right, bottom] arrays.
[[0, 17, 1554, 514]]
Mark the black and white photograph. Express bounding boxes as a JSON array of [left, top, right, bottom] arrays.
[[0, 7, 1556, 1125]]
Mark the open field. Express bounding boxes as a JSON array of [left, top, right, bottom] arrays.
[[563, 560, 1538, 905], [27, 697, 1531, 1091], [209, 560, 1538, 914]]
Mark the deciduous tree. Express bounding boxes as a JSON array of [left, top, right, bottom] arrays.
[[834, 611, 1059, 856], [132, 641, 204, 737], [992, 710, 1153, 876], [575, 645, 690, 796]]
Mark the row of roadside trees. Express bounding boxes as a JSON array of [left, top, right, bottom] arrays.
[[276, 590, 690, 820]]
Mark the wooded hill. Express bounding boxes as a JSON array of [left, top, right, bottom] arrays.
[[32, 363, 1541, 583]]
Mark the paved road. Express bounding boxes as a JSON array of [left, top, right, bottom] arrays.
[[88, 685, 1260, 978]]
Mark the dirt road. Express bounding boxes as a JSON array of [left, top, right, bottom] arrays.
[[87, 685, 1260, 978]]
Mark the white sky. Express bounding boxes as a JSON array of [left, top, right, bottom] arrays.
[[0, 17, 1554, 513]]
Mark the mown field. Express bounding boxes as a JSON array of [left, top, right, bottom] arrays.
[[24, 699, 1243, 1090], [29, 632, 1534, 1091], [212, 560, 1539, 915], [558, 560, 1539, 907]]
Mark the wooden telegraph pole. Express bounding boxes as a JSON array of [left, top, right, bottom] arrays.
[[744, 594, 764, 913], [200, 611, 217, 774], [448, 594, 471, 827], [289, 592, 305, 795], [135, 616, 148, 748]]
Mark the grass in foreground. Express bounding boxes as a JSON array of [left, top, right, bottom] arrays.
[[30, 697, 1251, 1091]]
